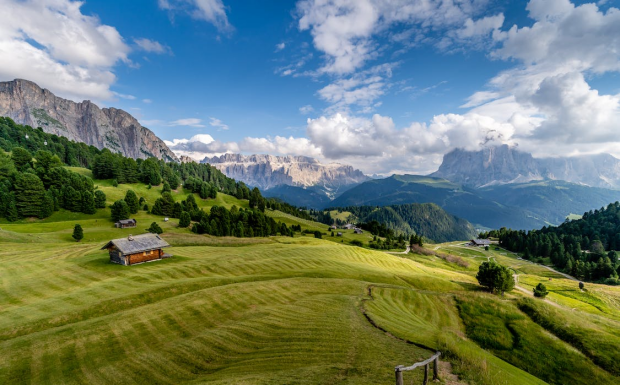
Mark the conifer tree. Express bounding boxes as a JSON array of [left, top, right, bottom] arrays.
[[81, 191, 96, 214], [14, 172, 44, 218], [147, 222, 163, 234], [11, 147, 32, 170], [161, 181, 171, 194], [111, 199, 130, 222], [124, 190, 139, 214], [179, 211, 191, 228], [72, 224, 84, 242], [5, 197, 18, 222], [94, 190, 107, 208]]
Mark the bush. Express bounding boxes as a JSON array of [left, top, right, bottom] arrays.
[[350, 240, 363, 247], [476, 261, 515, 295], [111, 179, 118, 187], [533, 283, 549, 298], [603, 277, 620, 285], [314, 230, 322, 239], [147, 222, 163, 234], [72, 224, 83, 242]]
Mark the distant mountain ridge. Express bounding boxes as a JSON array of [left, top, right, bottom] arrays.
[[331, 174, 620, 230], [431, 145, 620, 189], [202, 153, 369, 197], [0, 79, 178, 162]]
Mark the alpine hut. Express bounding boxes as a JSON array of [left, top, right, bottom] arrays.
[[101, 233, 171, 265], [115, 219, 137, 228]]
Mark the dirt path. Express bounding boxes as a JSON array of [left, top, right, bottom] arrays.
[[386, 245, 410, 255], [513, 274, 562, 309]]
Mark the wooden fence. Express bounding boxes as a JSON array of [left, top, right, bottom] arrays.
[[395, 351, 441, 385]]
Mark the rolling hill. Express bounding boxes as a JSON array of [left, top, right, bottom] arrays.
[[1, 172, 619, 384]]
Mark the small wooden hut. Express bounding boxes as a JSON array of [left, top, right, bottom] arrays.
[[101, 233, 171, 265], [115, 219, 137, 228]]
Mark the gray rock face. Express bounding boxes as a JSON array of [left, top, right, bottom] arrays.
[[431, 145, 620, 189], [203, 153, 369, 195], [0, 79, 178, 162]]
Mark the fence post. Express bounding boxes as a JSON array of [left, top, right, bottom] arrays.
[[433, 353, 439, 381], [395, 365, 404, 385], [423, 363, 429, 385]]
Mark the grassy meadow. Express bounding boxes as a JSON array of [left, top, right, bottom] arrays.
[[0, 172, 619, 384]]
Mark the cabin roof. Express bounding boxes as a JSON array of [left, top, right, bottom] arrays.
[[101, 233, 170, 254], [472, 239, 491, 245], [116, 219, 136, 224]]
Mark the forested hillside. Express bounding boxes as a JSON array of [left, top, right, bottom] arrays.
[[327, 203, 476, 243], [0, 117, 311, 227], [484, 202, 620, 284]]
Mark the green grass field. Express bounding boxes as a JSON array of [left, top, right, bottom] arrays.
[[1, 174, 619, 384]]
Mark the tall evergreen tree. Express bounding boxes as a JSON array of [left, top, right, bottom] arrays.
[[14, 172, 44, 218], [94, 190, 107, 208], [11, 147, 32, 170], [72, 224, 84, 242], [111, 199, 130, 222], [81, 191, 96, 214], [179, 211, 191, 228], [124, 190, 139, 214], [5, 195, 18, 222]]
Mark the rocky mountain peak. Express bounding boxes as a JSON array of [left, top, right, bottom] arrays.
[[431, 145, 620, 189], [202, 153, 369, 192], [0, 79, 178, 162]]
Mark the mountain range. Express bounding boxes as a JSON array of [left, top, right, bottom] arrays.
[[202, 153, 369, 200], [0, 79, 178, 161], [431, 145, 620, 189]]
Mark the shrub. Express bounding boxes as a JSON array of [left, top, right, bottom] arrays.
[[147, 222, 163, 234], [476, 261, 515, 295], [533, 283, 549, 298]]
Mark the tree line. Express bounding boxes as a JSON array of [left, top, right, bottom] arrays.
[[481, 202, 620, 284]]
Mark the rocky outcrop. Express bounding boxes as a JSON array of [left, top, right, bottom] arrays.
[[431, 145, 620, 189], [0, 79, 178, 161], [202, 153, 369, 196]]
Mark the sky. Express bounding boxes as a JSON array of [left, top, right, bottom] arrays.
[[1, 0, 620, 175]]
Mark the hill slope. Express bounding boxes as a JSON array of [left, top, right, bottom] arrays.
[[0, 79, 178, 161], [339, 203, 477, 242]]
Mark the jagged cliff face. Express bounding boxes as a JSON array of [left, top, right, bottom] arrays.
[[0, 79, 178, 162], [431, 145, 620, 189], [203, 153, 369, 193]]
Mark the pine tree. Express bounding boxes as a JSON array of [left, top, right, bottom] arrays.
[[111, 199, 130, 222], [124, 190, 139, 214], [476, 261, 515, 295], [39, 190, 55, 218], [94, 190, 107, 208], [533, 283, 549, 298], [81, 191, 96, 214], [179, 211, 191, 228], [161, 181, 171, 194], [14, 172, 45, 218], [11, 147, 32, 170], [5, 196, 18, 222], [72, 224, 84, 242], [147, 222, 163, 234]]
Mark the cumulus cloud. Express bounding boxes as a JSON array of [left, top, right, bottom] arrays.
[[159, 0, 232, 33], [169, 118, 206, 127], [209, 117, 229, 130], [296, 0, 490, 75], [0, 0, 131, 101], [133, 38, 172, 54], [275, 42, 286, 52]]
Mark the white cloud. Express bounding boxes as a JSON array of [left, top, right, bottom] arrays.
[[317, 63, 396, 112], [275, 42, 286, 52], [0, 0, 131, 101], [133, 38, 172, 54], [209, 117, 229, 130], [113, 92, 136, 100], [159, 0, 232, 33], [142, 99, 153, 104], [299, 105, 314, 114], [296, 0, 489, 75], [169, 118, 206, 127]]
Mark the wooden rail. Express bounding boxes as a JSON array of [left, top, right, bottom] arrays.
[[395, 351, 441, 385]]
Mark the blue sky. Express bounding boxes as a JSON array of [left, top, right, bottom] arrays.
[[1, 0, 620, 174]]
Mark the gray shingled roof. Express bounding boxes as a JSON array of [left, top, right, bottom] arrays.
[[117, 219, 136, 224], [473, 239, 491, 245], [101, 233, 170, 254]]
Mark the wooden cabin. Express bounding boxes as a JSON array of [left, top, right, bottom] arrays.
[[101, 233, 171, 266], [115, 219, 137, 228]]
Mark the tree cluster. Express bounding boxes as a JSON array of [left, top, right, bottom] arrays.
[[484, 202, 620, 284]]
